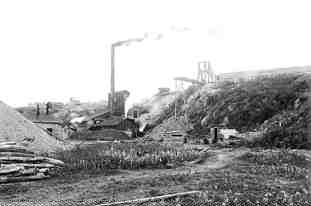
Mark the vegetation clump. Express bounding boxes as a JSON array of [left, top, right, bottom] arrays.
[[55, 142, 201, 174], [187, 74, 309, 131]]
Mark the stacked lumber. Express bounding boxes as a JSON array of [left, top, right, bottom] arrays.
[[0, 141, 64, 184]]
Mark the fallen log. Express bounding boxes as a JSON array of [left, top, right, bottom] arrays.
[[17, 168, 38, 176], [0, 145, 27, 150], [0, 165, 24, 175], [0, 145, 34, 154], [0, 163, 55, 169], [0, 152, 36, 158], [0, 156, 64, 167], [98, 191, 201, 206], [0, 156, 46, 164], [0, 173, 50, 184], [42, 157, 65, 166], [160, 131, 179, 134], [0, 142, 17, 146], [4, 168, 39, 177]]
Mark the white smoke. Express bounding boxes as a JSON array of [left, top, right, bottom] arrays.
[[112, 26, 190, 48]]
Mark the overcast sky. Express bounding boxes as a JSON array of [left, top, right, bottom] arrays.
[[0, 0, 310, 107]]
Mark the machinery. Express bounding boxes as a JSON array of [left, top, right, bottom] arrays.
[[84, 89, 141, 138]]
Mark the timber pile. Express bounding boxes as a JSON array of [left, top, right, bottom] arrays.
[[0, 141, 64, 184]]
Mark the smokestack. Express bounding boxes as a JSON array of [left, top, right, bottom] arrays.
[[111, 45, 115, 97], [110, 38, 144, 96], [109, 34, 163, 112]]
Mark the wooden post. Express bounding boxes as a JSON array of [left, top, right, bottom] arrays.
[[174, 79, 178, 120], [174, 100, 177, 120], [211, 127, 218, 144]]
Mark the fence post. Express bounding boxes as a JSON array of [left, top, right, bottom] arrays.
[[211, 127, 218, 144]]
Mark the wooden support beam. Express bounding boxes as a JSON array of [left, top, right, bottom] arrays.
[[97, 191, 201, 206]]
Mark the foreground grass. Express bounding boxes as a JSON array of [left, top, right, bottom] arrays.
[[2, 147, 310, 205], [107, 148, 311, 204], [235, 149, 310, 180], [54, 142, 201, 174]]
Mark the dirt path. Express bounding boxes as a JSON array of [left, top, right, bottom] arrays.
[[190, 147, 250, 170]]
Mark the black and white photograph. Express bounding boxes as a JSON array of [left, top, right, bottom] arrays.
[[0, 0, 310, 205]]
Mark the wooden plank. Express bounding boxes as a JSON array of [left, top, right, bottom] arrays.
[[96, 191, 201, 206], [0, 173, 50, 184], [0, 163, 55, 168], [42, 157, 65, 166], [17, 168, 38, 176], [0, 165, 24, 175], [0, 152, 36, 158], [0, 142, 17, 147], [0, 145, 33, 154], [0, 156, 64, 166], [0, 156, 46, 163]]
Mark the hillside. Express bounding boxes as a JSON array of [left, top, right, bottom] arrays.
[[218, 66, 311, 82], [144, 72, 310, 149]]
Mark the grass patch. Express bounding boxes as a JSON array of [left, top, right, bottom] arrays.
[[195, 168, 311, 204], [234, 164, 308, 180], [235, 149, 309, 181], [238, 149, 310, 168], [54, 142, 201, 174]]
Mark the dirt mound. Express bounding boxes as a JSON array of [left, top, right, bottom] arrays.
[[0, 101, 65, 154], [146, 116, 190, 141]]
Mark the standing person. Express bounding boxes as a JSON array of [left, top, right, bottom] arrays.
[[46, 102, 52, 115]]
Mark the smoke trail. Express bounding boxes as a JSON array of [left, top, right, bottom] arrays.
[[112, 37, 144, 47], [112, 26, 189, 47], [112, 32, 163, 47]]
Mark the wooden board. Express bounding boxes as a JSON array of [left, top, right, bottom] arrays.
[[0, 165, 24, 175], [0, 163, 55, 169], [0, 173, 50, 184], [0, 152, 36, 158]]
